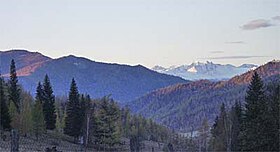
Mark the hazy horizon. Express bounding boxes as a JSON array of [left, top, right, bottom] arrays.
[[1, 0, 279, 68], [3, 49, 278, 68]]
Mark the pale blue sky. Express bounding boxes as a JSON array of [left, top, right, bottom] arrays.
[[0, 0, 279, 67]]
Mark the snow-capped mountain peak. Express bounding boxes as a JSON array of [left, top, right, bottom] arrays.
[[152, 61, 258, 81], [152, 65, 167, 72], [187, 66, 198, 73]]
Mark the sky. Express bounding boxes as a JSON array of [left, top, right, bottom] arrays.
[[0, 0, 279, 68]]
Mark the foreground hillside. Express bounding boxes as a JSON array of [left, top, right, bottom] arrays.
[[0, 50, 187, 102], [129, 60, 280, 131], [0, 131, 164, 152]]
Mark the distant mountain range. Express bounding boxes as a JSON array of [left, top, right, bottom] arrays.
[[129, 60, 280, 131], [0, 50, 187, 103], [152, 61, 258, 80], [1, 50, 278, 132]]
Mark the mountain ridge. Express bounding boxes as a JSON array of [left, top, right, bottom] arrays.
[[0, 49, 51, 76], [152, 61, 258, 81], [0, 49, 187, 103]]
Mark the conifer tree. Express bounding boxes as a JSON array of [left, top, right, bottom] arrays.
[[92, 96, 120, 149], [243, 72, 270, 151], [0, 76, 11, 130], [42, 75, 56, 130], [64, 78, 82, 141], [209, 103, 228, 151], [80, 94, 86, 125], [35, 82, 44, 104], [230, 101, 242, 151], [8, 59, 21, 112], [32, 83, 46, 139]]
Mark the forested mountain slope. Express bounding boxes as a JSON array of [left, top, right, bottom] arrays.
[[0, 50, 187, 103], [129, 60, 280, 131]]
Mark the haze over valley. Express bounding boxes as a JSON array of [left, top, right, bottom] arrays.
[[0, 0, 279, 151]]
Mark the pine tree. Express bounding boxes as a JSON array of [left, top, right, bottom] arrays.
[[32, 85, 46, 139], [8, 59, 21, 112], [0, 76, 11, 130], [42, 75, 56, 130], [230, 101, 242, 151], [243, 72, 271, 151], [92, 96, 120, 149], [35, 82, 44, 104], [103, 97, 120, 148], [209, 103, 228, 151], [64, 78, 82, 141]]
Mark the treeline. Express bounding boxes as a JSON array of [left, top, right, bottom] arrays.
[[199, 72, 279, 152], [0, 59, 185, 151]]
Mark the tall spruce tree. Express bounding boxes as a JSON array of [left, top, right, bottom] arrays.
[[64, 78, 82, 140], [243, 72, 271, 151], [42, 75, 56, 130], [8, 59, 21, 112], [32, 83, 46, 139], [0, 76, 11, 130]]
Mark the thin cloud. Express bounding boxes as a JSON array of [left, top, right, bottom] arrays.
[[272, 16, 280, 21], [225, 41, 245, 44], [241, 19, 273, 30], [200, 55, 270, 60], [209, 51, 224, 54]]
